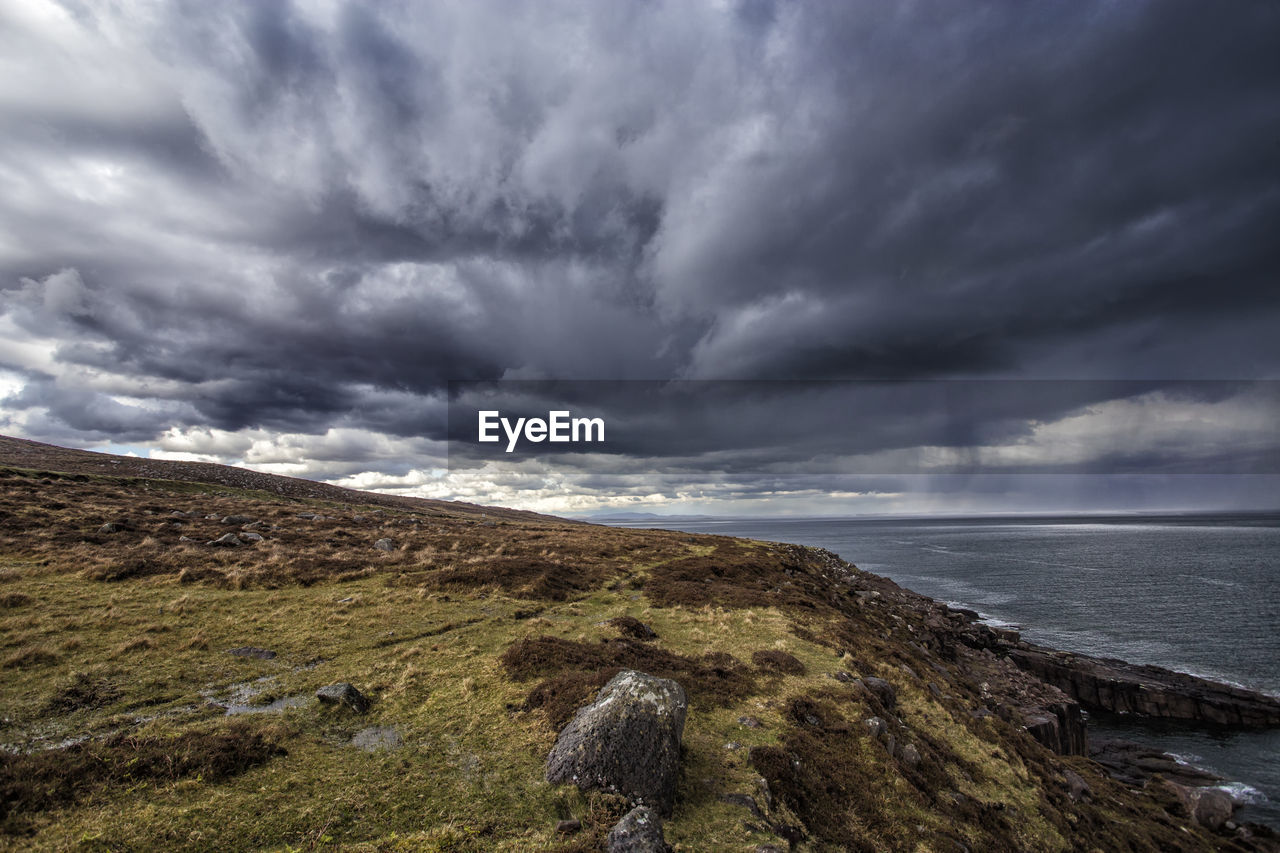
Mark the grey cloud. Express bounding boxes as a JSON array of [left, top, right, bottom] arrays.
[[0, 0, 1277, 511]]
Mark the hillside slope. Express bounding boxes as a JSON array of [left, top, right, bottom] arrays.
[[0, 434, 539, 521], [0, 437, 1274, 851]]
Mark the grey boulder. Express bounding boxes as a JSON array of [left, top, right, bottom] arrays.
[[207, 533, 242, 547], [862, 676, 897, 709], [607, 806, 671, 853], [374, 538, 395, 552], [316, 682, 370, 713], [546, 670, 687, 816]]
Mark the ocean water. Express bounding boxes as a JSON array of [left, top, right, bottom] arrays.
[[609, 513, 1280, 828]]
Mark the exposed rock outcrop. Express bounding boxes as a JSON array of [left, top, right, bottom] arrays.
[[860, 676, 897, 709], [1021, 702, 1087, 756], [1156, 779, 1236, 831], [316, 682, 370, 713], [1008, 646, 1280, 726], [607, 806, 671, 853], [1088, 737, 1224, 788], [545, 670, 687, 816]]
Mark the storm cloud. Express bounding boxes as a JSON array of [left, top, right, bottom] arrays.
[[2, 0, 1278, 512]]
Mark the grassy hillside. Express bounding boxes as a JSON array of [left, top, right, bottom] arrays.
[[0, 443, 1245, 851]]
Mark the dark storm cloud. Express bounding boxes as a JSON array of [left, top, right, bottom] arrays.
[[446, 380, 1280, 474], [1, 0, 1278, 506]]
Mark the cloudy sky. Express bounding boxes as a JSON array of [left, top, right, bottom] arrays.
[[2, 0, 1278, 515]]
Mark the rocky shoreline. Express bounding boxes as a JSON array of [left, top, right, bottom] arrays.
[[839, 561, 1280, 842], [1007, 644, 1280, 727]]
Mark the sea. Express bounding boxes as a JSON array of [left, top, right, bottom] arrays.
[[606, 512, 1280, 829]]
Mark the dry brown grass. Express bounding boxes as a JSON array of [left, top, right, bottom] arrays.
[[0, 466, 703, 595], [0, 721, 285, 835], [501, 635, 757, 729]]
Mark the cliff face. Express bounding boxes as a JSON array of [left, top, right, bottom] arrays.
[[1006, 646, 1280, 726], [0, 440, 1277, 851]]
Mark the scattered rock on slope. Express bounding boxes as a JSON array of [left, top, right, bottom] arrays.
[[1156, 778, 1237, 831], [207, 533, 242, 547], [316, 682, 370, 713], [607, 805, 671, 853], [374, 538, 395, 552], [545, 670, 687, 816], [861, 676, 897, 709]]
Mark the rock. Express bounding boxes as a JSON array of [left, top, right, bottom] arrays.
[[755, 776, 772, 811], [1063, 767, 1091, 802], [316, 682, 370, 713], [545, 670, 687, 816], [898, 743, 921, 767], [220, 515, 253, 525], [555, 819, 582, 835], [1189, 788, 1235, 831], [350, 726, 401, 750], [862, 676, 897, 709], [1156, 779, 1237, 831], [98, 522, 122, 534], [297, 512, 319, 520], [239, 531, 264, 542], [720, 792, 763, 818], [207, 533, 242, 547], [606, 806, 670, 853], [1059, 768, 1090, 809], [1089, 737, 1222, 788], [1008, 646, 1280, 727], [227, 647, 276, 659], [1021, 703, 1086, 755], [374, 538, 395, 552], [738, 715, 762, 729], [992, 627, 1020, 644], [178, 535, 195, 543], [865, 716, 888, 738]]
